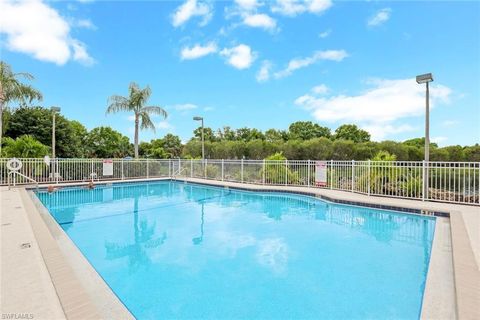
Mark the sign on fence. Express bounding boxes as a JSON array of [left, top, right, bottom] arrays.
[[315, 161, 327, 187], [102, 159, 113, 176]]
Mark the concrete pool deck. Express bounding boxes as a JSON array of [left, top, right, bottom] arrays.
[[1, 177, 478, 319]]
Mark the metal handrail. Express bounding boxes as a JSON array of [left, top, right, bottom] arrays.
[[7, 171, 39, 189], [172, 167, 187, 179]]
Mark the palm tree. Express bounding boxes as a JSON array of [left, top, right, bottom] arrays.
[[106, 82, 167, 158], [0, 61, 43, 153]]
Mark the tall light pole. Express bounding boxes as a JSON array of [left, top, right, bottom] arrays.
[[416, 73, 433, 198], [193, 116, 204, 160], [51, 106, 61, 159]]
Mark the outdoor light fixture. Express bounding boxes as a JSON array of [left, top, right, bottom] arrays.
[[193, 116, 205, 160], [416, 73, 433, 84], [51, 106, 61, 159], [416, 73, 433, 199]]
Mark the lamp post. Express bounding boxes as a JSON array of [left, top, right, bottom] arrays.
[[193, 116, 204, 160], [51, 106, 61, 181], [416, 73, 433, 199], [51, 107, 61, 159]]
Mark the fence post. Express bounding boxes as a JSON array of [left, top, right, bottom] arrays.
[[222, 159, 224, 181], [241, 159, 244, 183], [146, 159, 149, 178], [422, 160, 426, 201], [285, 160, 288, 185], [307, 160, 311, 187], [367, 160, 371, 196], [121, 159, 124, 180], [90, 159, 93, 184], [351, 160, 355, 192], [262, 159, 265, 185], [204, 159, 207, 179], [169, 159, 171, 177], [190, 159, 193, 178], [330, 160, 333, 190], [178, 158, 181, 178], [55, 158, 59, 184]]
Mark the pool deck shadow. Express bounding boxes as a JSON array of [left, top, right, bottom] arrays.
[[1, 177, 478, 319]]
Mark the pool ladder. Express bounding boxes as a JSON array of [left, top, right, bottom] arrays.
[[172, 167, 187, 180]]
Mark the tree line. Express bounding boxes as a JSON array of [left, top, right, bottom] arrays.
[[2, 106, 479, 161]]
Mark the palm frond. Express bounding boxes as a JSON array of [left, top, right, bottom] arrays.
[[139, 112, 156, 133], [0, 62, 42, 105], [14, 72, 34, 81], [106, 95, 131, 114], [142, 106, 167, 119]]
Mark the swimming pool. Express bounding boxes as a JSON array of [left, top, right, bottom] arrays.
[[36, 181, 435, 319]]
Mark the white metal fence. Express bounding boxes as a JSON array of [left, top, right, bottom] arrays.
[[1, 158, 479, 205]]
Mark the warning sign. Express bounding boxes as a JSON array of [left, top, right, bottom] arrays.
[[315, 161, 327, 187], [103, 159, 113, 176]]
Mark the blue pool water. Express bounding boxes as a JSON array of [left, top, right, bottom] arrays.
[[36, 181, 435, 319]]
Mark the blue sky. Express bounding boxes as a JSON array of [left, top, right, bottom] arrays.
[[1, 0, 479, 146]]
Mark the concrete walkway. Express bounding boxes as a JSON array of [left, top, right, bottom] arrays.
[[1, 187, 65, 319]]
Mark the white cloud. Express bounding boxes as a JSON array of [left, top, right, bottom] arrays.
[[367, 8, 391, 27], [227, 1, 277, 32], [203, 106, 215, 112], [295, 78, 452, 141], [157, 121, 174, 130], [243, 13, 277, 31], [180, 42, 217, 60], [442, 120, 459, 127], [70, 39, 94, 65], [235, 0, 262, 11], [271, 0, 332, 17], [172, 0, 213, 27], [274, 50, 348, 78], [431, 136, 448, 145], [362, 124, 415, 141], [220, 44, 256, 69], [75, 18, 96, 30], [0, 0, 94, 66], [256, 60, 272, 82], [319, 29, 331, 38], [312, 84, 329, 94], [171, 103, 198, 111]]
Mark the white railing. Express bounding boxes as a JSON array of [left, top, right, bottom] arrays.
[[1, 158, 478, 205]]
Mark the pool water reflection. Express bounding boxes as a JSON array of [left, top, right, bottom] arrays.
[[36, 181, 435, 320]]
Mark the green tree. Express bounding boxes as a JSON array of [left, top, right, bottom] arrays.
[[5, 106, 86, 157], [69, 120, 88, 157], [464, 144, 480, 161], [235, 127, 265, 142], [161, 134, 182, 157], [288, 121, 331, 140], [85, 127, 132, 158], [441, 145, 465, 161], [193, 126, 216, 142], [107, 82, 167, 158], [2, 135, 50, 158], [332, 140, 356, 160], [216, 126, 236, 141], [334, 124, 370, 143], [372, 150, 397, 161], [0, 62, 43, 151], [301, 137, 333, 160], [376, 141, 409, 160], [403, 137, 438, 149], [265, 129, 285, 142]]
